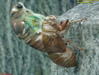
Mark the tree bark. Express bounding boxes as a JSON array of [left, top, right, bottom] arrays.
[[3, 0, 99, 75]]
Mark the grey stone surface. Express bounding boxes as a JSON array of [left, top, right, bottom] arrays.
[[57, 2, 99, 75]]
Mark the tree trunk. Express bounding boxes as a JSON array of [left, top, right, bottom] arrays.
[[1, 0, 99, 75]]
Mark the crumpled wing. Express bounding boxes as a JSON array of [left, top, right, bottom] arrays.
[[11, 19, 25, 35]]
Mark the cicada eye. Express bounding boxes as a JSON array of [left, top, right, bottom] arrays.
[[16, 3, 23, 9]]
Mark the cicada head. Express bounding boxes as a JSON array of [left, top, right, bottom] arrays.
[[11, 2, 26, 35], [11, 2, 26, 18]]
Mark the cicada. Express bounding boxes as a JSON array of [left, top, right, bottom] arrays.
[[11, 2, 86, 68]]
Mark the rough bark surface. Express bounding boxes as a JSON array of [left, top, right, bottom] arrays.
[[0, 0, 98, 75]]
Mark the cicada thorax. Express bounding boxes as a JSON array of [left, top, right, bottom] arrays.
[[42, 16, 77, 67]]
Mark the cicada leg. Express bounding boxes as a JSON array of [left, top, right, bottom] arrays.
[[70, 18, 87, 24], [57, 18, 87, 36], [63, 38, 84, 51]]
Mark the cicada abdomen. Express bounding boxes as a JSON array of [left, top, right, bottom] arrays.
[[48, 47, 77, 68]]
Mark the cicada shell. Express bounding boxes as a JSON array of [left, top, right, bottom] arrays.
[[42, 16, 77, 67], [48, 47, 77, 67]]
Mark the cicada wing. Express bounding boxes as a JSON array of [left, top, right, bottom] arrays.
[[11, 19, 25, 35], [47, 47, 77, 68]]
